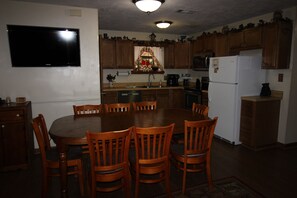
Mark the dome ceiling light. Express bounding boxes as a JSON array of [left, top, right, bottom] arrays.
[[133, 0, 165, 13], [155, 21, 172, 29]]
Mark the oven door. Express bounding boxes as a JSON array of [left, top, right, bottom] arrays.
[[184, 90, 201, 109]]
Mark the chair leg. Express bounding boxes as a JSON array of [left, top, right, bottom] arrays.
[[182, 162, 187, 194], [135, 173, 140, 198], [206, 161, 214, 189], [124, 167, 131, 198], [77, 161, 85, 196], [165, 162, 171, 197]]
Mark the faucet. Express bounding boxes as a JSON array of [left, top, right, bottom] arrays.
[[147, 73, 155, 88]]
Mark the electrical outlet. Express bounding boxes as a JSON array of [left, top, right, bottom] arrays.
[[278, 73, 283, 82]]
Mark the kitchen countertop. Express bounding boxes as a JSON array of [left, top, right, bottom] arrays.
[[102, 85, 185, 92], [241, 95, 282, 102]]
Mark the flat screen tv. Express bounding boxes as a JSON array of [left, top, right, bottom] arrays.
[[7, 25, 81, 67]]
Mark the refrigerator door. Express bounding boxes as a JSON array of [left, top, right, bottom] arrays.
[[208, 82, 241, 145], [209, 56, 239, 84]]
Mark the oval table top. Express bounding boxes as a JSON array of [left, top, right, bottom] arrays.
[[49, 108, 205, 145]]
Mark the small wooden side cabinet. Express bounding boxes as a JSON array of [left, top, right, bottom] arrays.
[[0, 101, 33, 171], [240, 96, 281, 150]]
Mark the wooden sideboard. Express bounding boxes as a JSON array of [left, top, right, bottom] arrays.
[[0, 101, 33, 171]]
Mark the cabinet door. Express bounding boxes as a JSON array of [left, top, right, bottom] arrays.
[[215, 34, 228, 57], [101, 92, 118, 104], [203, 34, 216, 52], [100, 39, 116, 69], [164, 43, 175, 69], [169, 89, 184, 108], [243, 27, 262, 49], [228, 31, 243, 54], [192, 37, 204, 54], [174, 42, 190, 69], [0, 123, 27, 167], [262, 22, 292, 69], [156, 89, 169, 109], [116, 40, 134, 69], [141, 90, 156, 101]]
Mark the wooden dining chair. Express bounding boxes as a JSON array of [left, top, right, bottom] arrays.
[[32, 114, 84, 198], [172, 102, 209, 144], [86, 127, 132, 198], [130, 123, 175, 198], [132, 101, 157, 111], [192, 102, 209, 117], [104, 103, 131, 113], [171, 117, 218, 194], [73, 104, 103, 115]]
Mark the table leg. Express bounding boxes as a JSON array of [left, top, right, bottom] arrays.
[[57, 142, 68, 198]]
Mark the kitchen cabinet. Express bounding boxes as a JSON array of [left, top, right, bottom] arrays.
[[116, 39, 134, 69], [193, 34, 216, 54], [174, 42, 191, 69], [164, 43, 175, 69], [215, 33, 228, 57], [141, 90, 156, 101], [100, 38, 116, 69], [0, 102, 33, 171], [169, 89, 184, 108], [156, 89, 170, 109], [228, 27, 262, 54], [101, 91, 118, 104], [262, 21, 293, 69], [201, 91, 208, 106], [240, 96, 280, 150], [99, 38, 134, 69]]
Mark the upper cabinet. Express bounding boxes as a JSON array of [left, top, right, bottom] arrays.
[[174, 42, 191, 69], [228, 26, 262, 54], [100, 38, 134, 69], [215, 33, 228, 57], [100, 38, 116, 69], [164, 43, 175, 69], [262, 21, 293, 69], [192, 34, 215, 54], [116, 40, 134, 69]]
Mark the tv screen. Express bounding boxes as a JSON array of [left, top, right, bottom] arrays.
[[7, 25, 81, 67]]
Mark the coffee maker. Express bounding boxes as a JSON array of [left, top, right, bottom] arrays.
[[167, 74, 179, 86]]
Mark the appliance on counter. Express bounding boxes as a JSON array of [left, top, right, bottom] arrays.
[[208, 55, 266, 145], [201, 77, 209, 90], [192, 52, 214, 71], [167, 74, 179, 86]]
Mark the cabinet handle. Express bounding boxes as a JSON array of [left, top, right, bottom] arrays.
[[16, 114, 20, 117]]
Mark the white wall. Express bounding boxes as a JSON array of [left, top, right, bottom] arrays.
[[0, 1, 100, 147]]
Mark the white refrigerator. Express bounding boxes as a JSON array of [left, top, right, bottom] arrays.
[[208, 55, 266, 145]]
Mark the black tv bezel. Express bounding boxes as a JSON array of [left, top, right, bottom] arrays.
[[7, 24, 81, 67]]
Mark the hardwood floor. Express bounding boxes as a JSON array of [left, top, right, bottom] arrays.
[[1, 138, 296, 198]]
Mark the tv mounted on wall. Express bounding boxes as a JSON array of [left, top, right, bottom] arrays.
[[7, 25, 81, 67]]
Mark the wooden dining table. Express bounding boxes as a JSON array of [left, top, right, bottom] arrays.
[[49, 108, 206, 198]]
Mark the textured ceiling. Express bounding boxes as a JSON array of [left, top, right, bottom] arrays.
[[13, 0, 297, 35]]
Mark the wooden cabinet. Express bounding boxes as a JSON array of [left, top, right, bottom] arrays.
[[164, 43, 175, 69], [100, 38, 116, 69], [0, 102, 33, 171], [99, 38, 134, 69], [215, 33, 228, 57], [174, 42, 190, 69], [101, 91, 118, 104], [201, 91, 208, 106], [156, 89, 170, 109], [228, 27, 262, 54], [116, 40, 134, 69], [193, 34, 216, 54], [262, 21, 293, 69], [141, 90, 156, 101], [169, 89, 184, 108], [240, 97, 280, 150]]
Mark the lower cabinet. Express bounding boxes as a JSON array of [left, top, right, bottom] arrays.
[[0, 102, 33, 171], [101, 91, 118, 104], [240, 97, 280, 150]]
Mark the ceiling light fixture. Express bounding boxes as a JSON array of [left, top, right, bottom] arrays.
[[133, 0, 165, 13], [155, 21, 172, 29]]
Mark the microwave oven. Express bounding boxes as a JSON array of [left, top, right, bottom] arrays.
[[192, 52, 214, 71]]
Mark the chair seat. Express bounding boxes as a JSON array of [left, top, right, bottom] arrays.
[[171, 143, 207, 158]]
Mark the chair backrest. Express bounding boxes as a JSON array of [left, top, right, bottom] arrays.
[[133, 124, 174, 164], [184, 117, 218, 155], [192, 103, 209, 117], [32, 114, 51, 163], [104, 103, 131, 113], [132, 101, 157, 111], [73, 104, 103, 115], [86, 128, 132, 169]]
